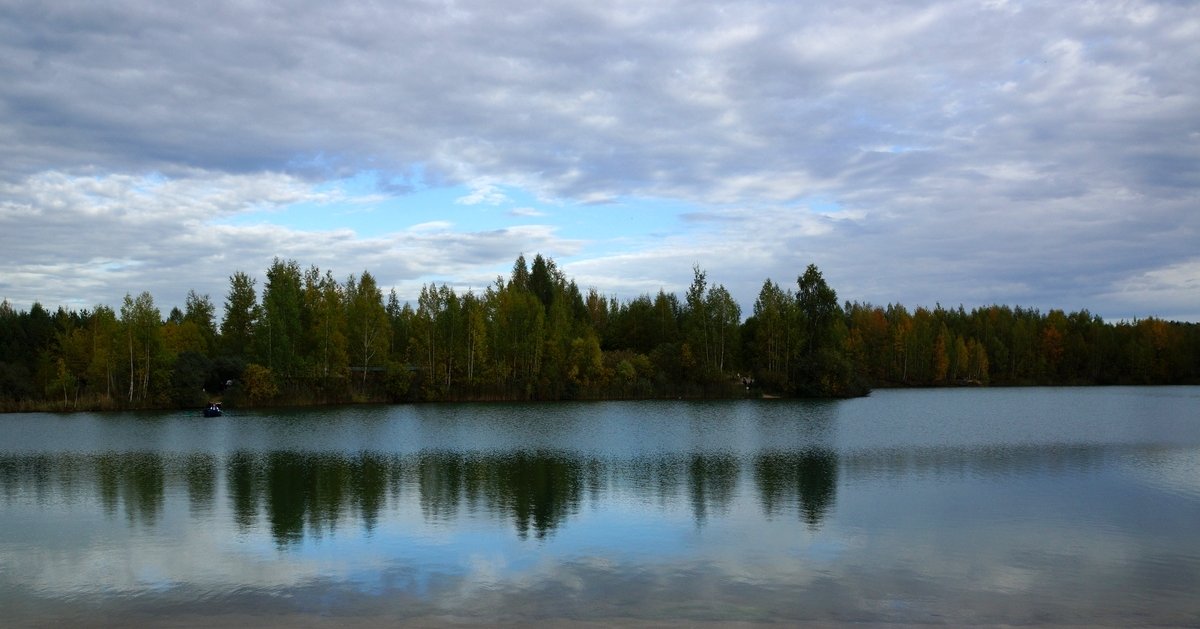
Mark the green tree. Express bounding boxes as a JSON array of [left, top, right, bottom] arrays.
[[86, 305, 120, 403], [932, 325, 950, 384], [566, 333, 605, 394], [952, 335, 969, 381], [220, 271, 258, 359], [386, 289, 414, 367], [241, 363, 278, 403], [254, 258, 304, 381], [489, 271, 545, 398], [183, 290, 218, 355], [345, 271, 391, 390], [746, 279, 796, 391], [794, 264, 861, 396], [529, 254, 556, 313], [510, 254, 530, 292], [683, 265, 710, 381], [303, 267, 348, 386], [462, 291, 488, 390], [968, 338, 990, 384], [705, 284, 741, 375], [413, 283, 448, 397], [170, 351, 212, 408], [797, 265, 839, 358], [119, 292, 163, 405]]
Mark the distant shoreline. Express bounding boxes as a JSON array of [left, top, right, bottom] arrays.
[[7, 381, 1199, 415]]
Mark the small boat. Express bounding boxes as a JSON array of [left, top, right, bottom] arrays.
[[203, 403, 222, 418]]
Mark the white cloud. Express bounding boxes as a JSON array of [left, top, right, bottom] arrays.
[[0, 171, 580, 312], [454, 182, 509, 206], [0, 1, 1196, 319], [408, 220, 454, 232]]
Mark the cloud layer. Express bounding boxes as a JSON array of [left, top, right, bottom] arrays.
[[1, 1, 1196, 319]]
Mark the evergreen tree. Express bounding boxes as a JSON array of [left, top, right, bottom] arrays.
[[220, 271, 258, 359], [183, 290, 218, 355], [254, 258, 304, 380]]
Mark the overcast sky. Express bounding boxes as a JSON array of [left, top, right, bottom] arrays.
[[1, 0, 1197, 322]]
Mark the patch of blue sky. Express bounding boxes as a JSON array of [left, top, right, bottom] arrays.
[[213, 172, 516, 237], [551, 195, 688, 258], [96, 258, 140, 273], [214, 170, 695, 260], [879, 145, 928, 154], [434, 181, 688, 254], [131, 171, 169, 192], [800, 195, 845, 215]]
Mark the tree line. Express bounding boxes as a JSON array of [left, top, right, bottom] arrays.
[[1, 254, 1197, 411]]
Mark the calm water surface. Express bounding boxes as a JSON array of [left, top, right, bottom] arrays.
[[2, 387, 1198, 627]]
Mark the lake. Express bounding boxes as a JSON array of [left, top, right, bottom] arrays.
[[2, 387, 1198, 627]]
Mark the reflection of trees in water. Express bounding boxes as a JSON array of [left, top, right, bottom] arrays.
[[417, 451, 464, 522], [225, 450, 829, 540], [0, 453, 212, 525], [264, 453, 332, 545], [9, 444, 1120, 544], [97, 452, 164, 525], [184, 453, 215, 515], [226, 451, 394, 547], [2, 450, 836, 538], [0, 449, 823, 540], [606, 454, 739, 527], [1, 454, 87, 505], [688, 454, 739, 526], [226, 451, 261, 531], [755, 449, 838, 529], [420, 451, 583, 539], [617, 456, 683, 508], [487, 452, 583, 539], [354, 453, 389, 532]]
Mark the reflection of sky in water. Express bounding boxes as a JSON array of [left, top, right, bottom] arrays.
[[2, 387, 1199, 625]]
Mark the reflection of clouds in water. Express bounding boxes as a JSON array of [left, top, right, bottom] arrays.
[[11, 503, 1192, 627], [4, 409, 1200, 626], [6, 520, 324, 597], [829, 452, 1200, 626], [464, 552, 511, 590], [0, 450, 842, 599]]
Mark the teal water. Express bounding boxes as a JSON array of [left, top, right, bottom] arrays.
[[2, 387, 1198, 626]]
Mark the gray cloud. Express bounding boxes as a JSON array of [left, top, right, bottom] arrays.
[[0, 172, 579, 311], [1, 0, 1196, 319]]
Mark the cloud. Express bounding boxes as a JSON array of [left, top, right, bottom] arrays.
[[454, 182, 510, 206], [0, 171, 580, 311], [1103, 259, 1200, 322], [5, 1, 1191, 200], [0, 1, 1196, 319]]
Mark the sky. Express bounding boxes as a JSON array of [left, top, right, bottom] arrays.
[[1, 0, 1197, 322]]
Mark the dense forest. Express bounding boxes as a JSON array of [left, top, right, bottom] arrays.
[[2, 254, 1198, 411]]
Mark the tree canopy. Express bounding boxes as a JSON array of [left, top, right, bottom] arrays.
[[2, 255, 1197, 412]]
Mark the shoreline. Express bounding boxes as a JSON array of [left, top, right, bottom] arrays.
[[6, 381, 1199, 415]]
